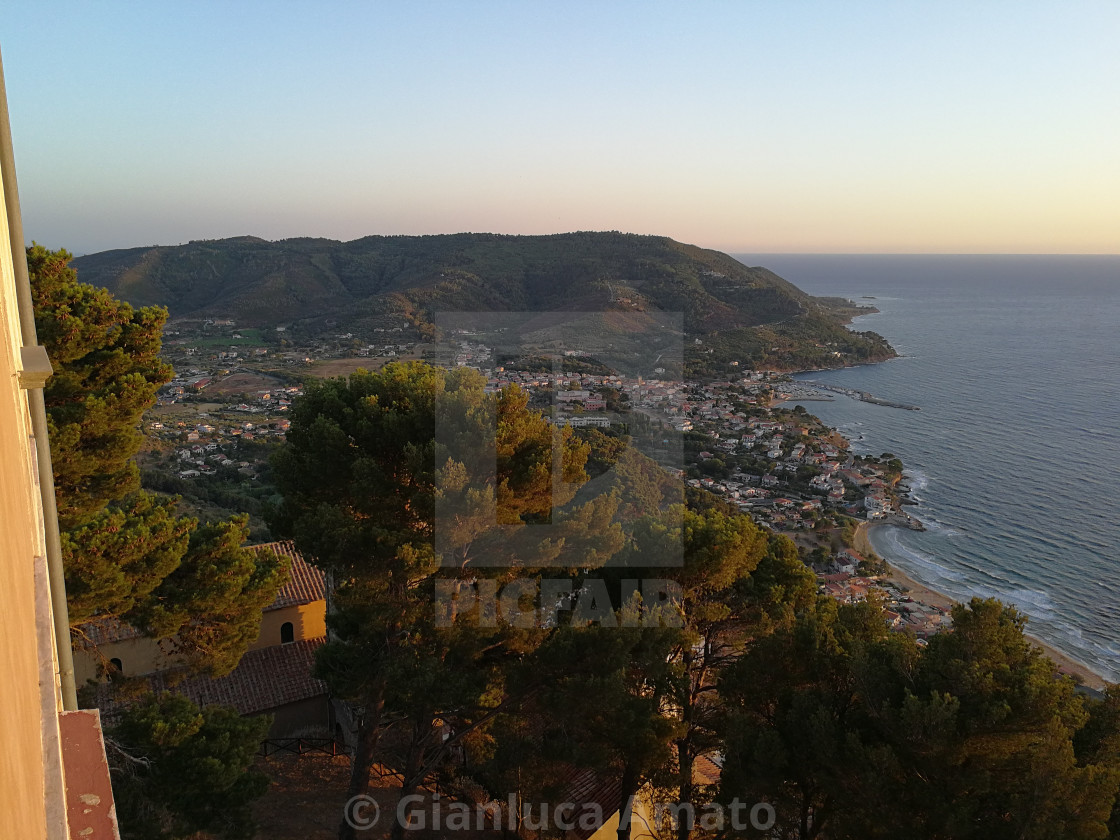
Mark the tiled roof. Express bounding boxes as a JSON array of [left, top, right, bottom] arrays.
[[555, 754, 723, 839], [693, 754, 723, 787], [78, 616, 143, 647], [560, 766, 622, 840], [95, 637, 328, 722], [75, 541, 325, 646], [255, 540, 326, 610]]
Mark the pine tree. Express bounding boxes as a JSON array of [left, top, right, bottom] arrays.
[[718, 597, 1120, 839], [271, 360, 618, 840], [28, 243, 172, 528], [108, 692, 270, 840], [29, 245, 288, 676]]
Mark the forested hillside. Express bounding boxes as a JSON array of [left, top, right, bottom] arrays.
[[73, 232, 894, 374]]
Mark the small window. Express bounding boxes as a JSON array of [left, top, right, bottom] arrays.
[[109, 657, 123, 675], [280, 622, 294, 644]]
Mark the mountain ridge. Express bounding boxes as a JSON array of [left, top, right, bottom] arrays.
[[71, 231, 895, 373]]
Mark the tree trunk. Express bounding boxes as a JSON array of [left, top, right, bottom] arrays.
[[676, 741, 695, 840], [338, 684, 386, 840], [676, 652, 696, 840], [616, 763, 639, 840], [389, 726, 427, 840], [389, 780, 420, 840]]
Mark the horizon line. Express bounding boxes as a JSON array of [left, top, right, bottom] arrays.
[[60, 232, 1120, 261]]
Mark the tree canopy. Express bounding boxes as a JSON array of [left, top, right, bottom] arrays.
[[29, 244, 172, 528], [29, 245, 283, 837], [270, 356, 1120, 840], [29, 244, 288, 676], [718, 597, 1120, 839], [108, 692, 270, 840], [272, 361, 615, 839]]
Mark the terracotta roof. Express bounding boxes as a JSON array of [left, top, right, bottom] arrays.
[[693, 754, 723, 787], [95, 637, 328, 722], [254, 540, 326, 610], [78, 616, 143, 647], [76, 541, 325, 646], [554, 765, 622, 840]]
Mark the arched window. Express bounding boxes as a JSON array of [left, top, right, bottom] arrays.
[[109, 657, 123, 675], [280, 622, 294, 644]]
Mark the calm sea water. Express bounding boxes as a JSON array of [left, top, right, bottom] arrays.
[[735, 255, 1120, 682]]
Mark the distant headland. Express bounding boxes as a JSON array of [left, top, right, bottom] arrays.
[[71, 231, 895, 378]]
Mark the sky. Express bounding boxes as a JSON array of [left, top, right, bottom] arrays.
[[2, 1, 1118, 256]]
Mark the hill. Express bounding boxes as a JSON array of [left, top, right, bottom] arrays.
[[72, 232, 894, 374]]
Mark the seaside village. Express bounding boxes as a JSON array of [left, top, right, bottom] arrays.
[[54, 316, 959, 836], [461, 343, 949, 643], [151, 317, 946, 634], [106, 323, 951, 725], [142, 318, 420, 482]]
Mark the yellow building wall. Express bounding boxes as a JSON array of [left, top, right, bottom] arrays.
[[0, 160, 58, 836], [74, 636, 168, 684], [250, 600, 327, 651], [74, 599, 328, 683], [586, 792, 658, 840]]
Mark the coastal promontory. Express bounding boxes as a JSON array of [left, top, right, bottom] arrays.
[[72, 232, 894, 376]]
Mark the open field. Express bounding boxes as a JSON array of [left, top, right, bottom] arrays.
[[190, 328, 269, 348], [207, 370, 287, 397], [306, 352, 422, 379]]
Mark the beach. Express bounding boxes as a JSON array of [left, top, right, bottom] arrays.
[[855, 523, 1108, 691]]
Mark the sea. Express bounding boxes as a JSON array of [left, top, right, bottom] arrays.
[[734, 254, 1120, 683]]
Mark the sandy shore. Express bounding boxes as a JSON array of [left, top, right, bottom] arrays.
[[857, 523, 1108, 691]]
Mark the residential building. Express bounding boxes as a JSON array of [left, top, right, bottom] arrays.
[[79, 542, 330, 738]]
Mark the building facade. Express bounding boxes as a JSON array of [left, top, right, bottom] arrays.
[[1, 67, 120, 837]]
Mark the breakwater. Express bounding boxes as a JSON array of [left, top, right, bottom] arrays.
[[800, 380, 920, 411]]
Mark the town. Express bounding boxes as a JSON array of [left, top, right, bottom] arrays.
[[140, 319, 949, 642]]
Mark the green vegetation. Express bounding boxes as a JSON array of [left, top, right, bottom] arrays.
[[689, 314, 895, 377], [189, 328, 268, 348], [496, 352, 616, 375], [73, 232, 895, 377], [720, 597, 1120, 838], [30, 244, 288, 674], [268, 359, 1120, 840], [29, 244, 173, 529], [108, 692, 270, 840], [30, 246, 279, 835], [271, 361, 609, 840], [141, 443, 280, 541]]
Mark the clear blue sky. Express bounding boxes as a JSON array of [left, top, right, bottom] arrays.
[[2, 1, 1118, 255]]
